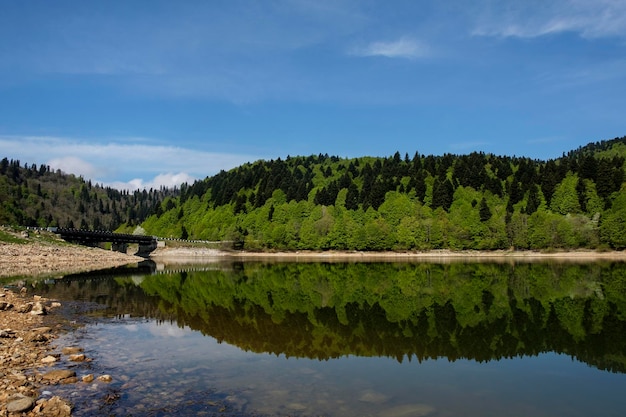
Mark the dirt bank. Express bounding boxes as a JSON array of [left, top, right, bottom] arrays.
[[0, 242, 143, 279]]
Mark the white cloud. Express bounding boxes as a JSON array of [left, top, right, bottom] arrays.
[[47, 156, 101, 179], [0, 135, 264, 190], [352, 37, 429, 59], [108, 172, 196, 191], [472, 0, 626, 39]]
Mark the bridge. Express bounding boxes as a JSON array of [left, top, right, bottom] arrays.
[[50, 228, 158, 257]]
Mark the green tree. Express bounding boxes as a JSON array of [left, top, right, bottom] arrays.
[[479, 197, 492, 222], [600, 190, 626, 248], [550, 173, 581, 214]]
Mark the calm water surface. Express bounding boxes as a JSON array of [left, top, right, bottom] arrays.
[[32, 260, 626, 416]]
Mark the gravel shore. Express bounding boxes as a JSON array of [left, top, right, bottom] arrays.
[[0, 242, 143, 279], [0, 233, 144, 416], [1, 289, 81, 416]]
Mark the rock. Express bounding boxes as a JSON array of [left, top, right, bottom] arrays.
[[30, 301, 47, 315], [51, 301, 62, 308], [31, 326, 52, 333], [0, 328, 16, 338], [7, 395, 35, 413], [41, 355, 58, 364], [378, 404, 435, 417], [42, 369, 76, 383], [359, 390, 390, 404], [28, 328, 51, 342], [17, 303, 33, 313], [0, 301, 11, 310], [36, 396, 72, 417], [98, 374, 113, 383], [82, 374, 95, 383], [69, 353, 86, 362], [62, 346, 83, 355]]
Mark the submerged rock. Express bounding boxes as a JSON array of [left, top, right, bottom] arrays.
[[69, 353, 87, 362], [359, 390, 390, 404], [98, 374, 113, 383], [62, 346, 84, 355], [379, 403, 435, 417], [42, 369, 76, 383]]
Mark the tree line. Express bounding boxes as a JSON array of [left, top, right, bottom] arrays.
[[143, 135, 626, 251], [0, 158, 177, 230]]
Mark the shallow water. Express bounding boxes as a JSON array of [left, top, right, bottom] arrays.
[[35, 260, 626, 416]]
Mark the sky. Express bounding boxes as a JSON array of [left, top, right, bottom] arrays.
[[1, 0, 625, 190]]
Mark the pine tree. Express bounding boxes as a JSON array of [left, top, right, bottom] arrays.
[[479, 197, 492, 222]]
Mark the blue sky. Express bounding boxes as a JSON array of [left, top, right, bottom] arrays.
[[1, 0, 625, 189]]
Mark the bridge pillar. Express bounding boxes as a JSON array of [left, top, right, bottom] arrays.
[[136, 239, 158, 258], [111, 242, 128, 254]]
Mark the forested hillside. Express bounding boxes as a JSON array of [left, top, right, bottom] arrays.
[[142, 136, 626, 251], [0, 158, 177, 230]]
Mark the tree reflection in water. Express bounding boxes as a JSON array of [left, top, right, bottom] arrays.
[[38, 260, 626, 373]]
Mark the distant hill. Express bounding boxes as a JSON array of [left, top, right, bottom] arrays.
[[142, 135, 626, 251], [0, 158, 177, 230]]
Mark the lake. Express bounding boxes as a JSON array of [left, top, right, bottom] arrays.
[[32, 259, 626, 416]]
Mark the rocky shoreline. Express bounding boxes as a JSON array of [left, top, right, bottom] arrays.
[[0, 234, 143, 416], [0, 289, 96, 416]]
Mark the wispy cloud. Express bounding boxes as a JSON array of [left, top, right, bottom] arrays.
[[0, 135, 264, 190], [352, 37, 429, 59], [472, 0, 626, 39]]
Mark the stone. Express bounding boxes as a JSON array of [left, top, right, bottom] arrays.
[[7, 395, 35, 413], [82, 374, 95, 383], [378, 404, 435, 417], [51, 301, 62, 308], [42, 369, 76, 382], [38, 396, 72, 417], [30, 301, 47, 315], [31, 326, 52, 333], [0, 301, 9, 310], [62, 346, 83, 355], [41, 355, 58, 364], [0, 329, 16, 338], [97, 374, 113, 383], [17, 303, 33, 313], [359, 390, 390, 404], [69, 353, 86, 362]]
